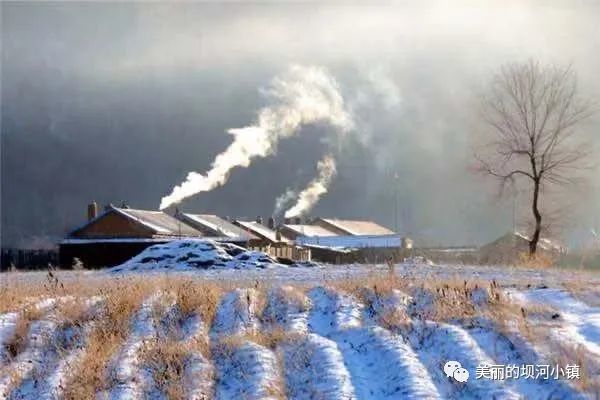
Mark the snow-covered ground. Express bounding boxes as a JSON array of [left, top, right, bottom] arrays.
[[0, 263, 598, 399]]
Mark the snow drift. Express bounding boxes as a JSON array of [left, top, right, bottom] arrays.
[[109, 239, 318, 273]]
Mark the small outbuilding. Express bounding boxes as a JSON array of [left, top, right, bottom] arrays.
[[478, 231, 567, 265]]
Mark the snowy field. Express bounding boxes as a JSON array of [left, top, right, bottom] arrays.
[[0, 244, 598, 399]]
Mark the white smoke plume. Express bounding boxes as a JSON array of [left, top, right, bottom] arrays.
[[273, 188, 297, 218], [159, 65, 353, 210], [284, 154, 337, 218]]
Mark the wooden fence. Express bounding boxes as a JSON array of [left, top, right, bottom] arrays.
[[0, 248, 59, 271]]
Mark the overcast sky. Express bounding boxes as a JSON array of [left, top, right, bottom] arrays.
[[2, 0, 599, 248]]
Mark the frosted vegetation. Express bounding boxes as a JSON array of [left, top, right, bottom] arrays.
[[0, 263, 598, 399]]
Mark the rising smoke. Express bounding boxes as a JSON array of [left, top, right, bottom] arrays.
[[159, 65, 353, 210], [273, 188, 297, 218], [284, 154, 337, 218]]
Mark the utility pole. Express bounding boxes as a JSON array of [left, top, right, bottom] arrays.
[[394, 171, 399, 233]]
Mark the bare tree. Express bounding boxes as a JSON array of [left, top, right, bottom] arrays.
[[476, 61, 593, 256]]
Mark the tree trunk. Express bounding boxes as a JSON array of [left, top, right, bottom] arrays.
[[529, 179, 542, 256]]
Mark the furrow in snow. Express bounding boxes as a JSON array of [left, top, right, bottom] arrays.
[[9, 298, 103, 400], [310, 287, 438, 399], [132, 296, 216, 400], [0, 313, 19, 366], [307, 286, 362, 336], [467, 324, 586, 400], [332, 326, 440, 399], [0, 298, 58, 367], [263, 286, 310, 333], [161, 310, 214, 400], [407, 321, 521, 400], [184, 351, 214, 400], [100, 296, 158, 400], [282, 333, 356, 400], [510, 288, 600, 357], [213, 340, 283, 400], [0, 316, 59, 398], [211, 288, 262, 337]]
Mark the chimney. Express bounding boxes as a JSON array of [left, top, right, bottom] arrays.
[[87, 201, 98, 221], [267, 217, 275, 229], [284, 217, 293, 225], [256, 216, 264, 225], [294, 217, 302, 225]]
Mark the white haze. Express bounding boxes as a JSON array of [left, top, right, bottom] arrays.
[[285, 154, 337, 218], [159, 64, 353, 210]]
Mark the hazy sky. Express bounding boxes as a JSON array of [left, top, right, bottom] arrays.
[[2, 0, 599, 248]]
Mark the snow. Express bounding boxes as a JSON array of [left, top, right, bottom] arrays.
[[1, 266, 598, 399], [510, 288, 600, 357], [0, 313, 18, 366], [406, 321, 520, 399], [211, 289, 262, 337], [296, 233, 403, 249], [101, 295, 159, 400], [467, 322, 585, 400], [109, 239, 318, 272], [307, 286, 362, 336], [214, 341, 282, 400], [263, 286, 310, 333], [333, 326, 440, 399], [282, 333, 356, 400]]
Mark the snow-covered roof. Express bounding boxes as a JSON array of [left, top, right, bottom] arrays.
[[179, 213, 255, 240], [317, 218, 395, 236], [114, 207, 201, 237], [514, 232, 566, 252], [283, 224, 337, 237], [235, 220, 288, 243], [296, 234, 404, 249], [69, 206, 202, 238]]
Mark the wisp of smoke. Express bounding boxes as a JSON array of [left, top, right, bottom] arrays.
[[273, 188, 297, 218], [159, 65, 353, 210], [284, 154, 337, 218]]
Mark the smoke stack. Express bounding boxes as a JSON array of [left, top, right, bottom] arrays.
[[256, 216, 264, 225], [87, 201, 98, 221], [267, 217, 275, 229], [284, 217, 293, 225], [294, 217, 302, 225]]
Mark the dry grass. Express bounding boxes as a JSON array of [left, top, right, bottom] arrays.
[[170, 279, 223, 327], [139, 335, 213, 400], [62, 280, 153, 400], [2, 303, 47, 362], [212, 332, 287, 400], [2, 270, 597, 398], [332, 271, 405, 297], [517, 252, 555, 269]]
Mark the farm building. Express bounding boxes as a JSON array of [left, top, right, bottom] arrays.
[[234, 219, 310, 261], [59, 202, 409, 267], [289, 218, 410, 263], [59, 203, 205, 268]]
